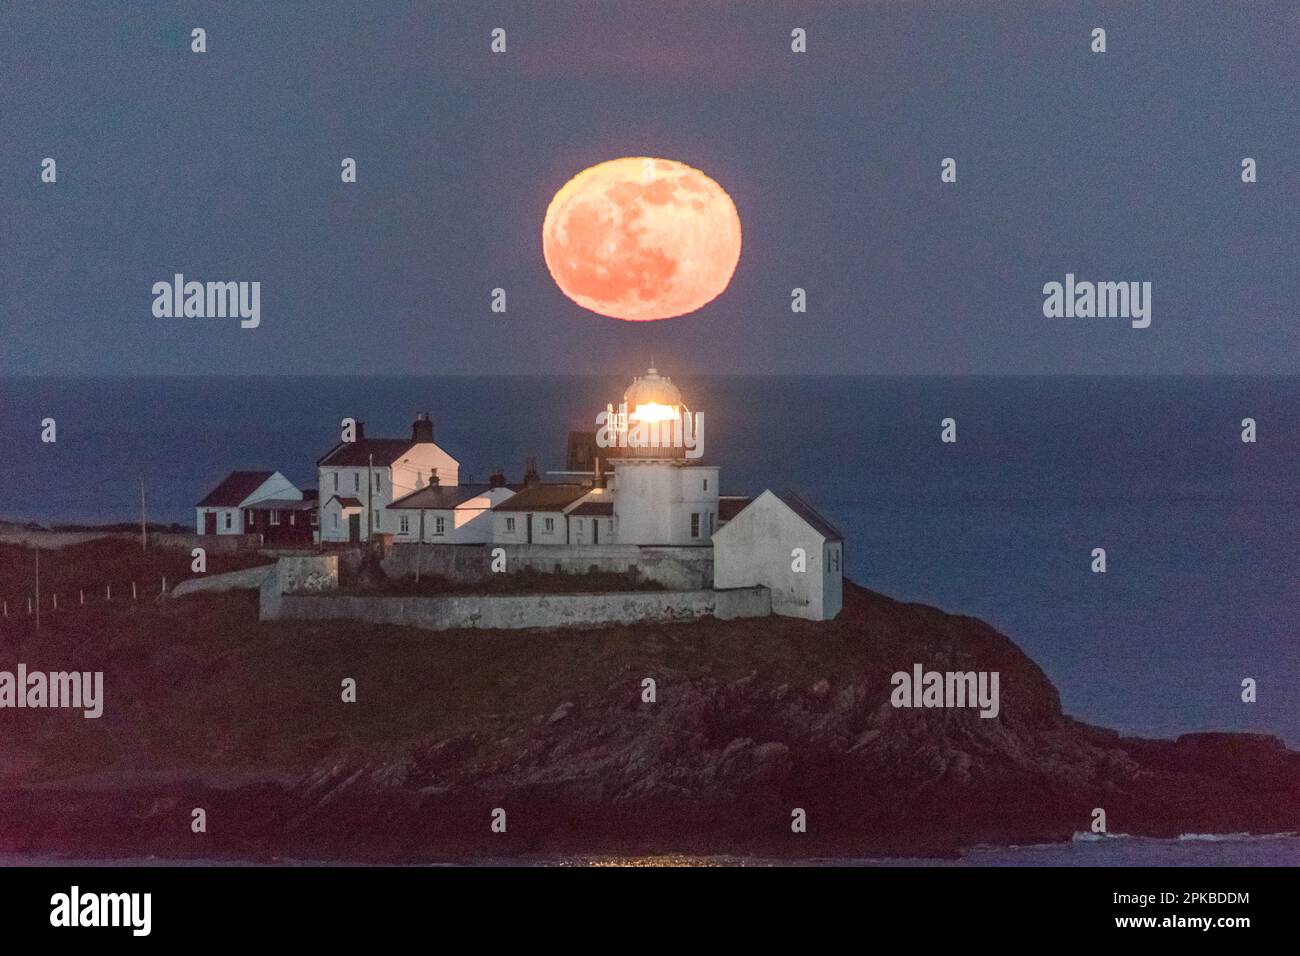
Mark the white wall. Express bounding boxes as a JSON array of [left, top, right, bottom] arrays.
[[390, 443, 460, 498], [271, 586, 772, 632], [491, 508, 569, 545], [612, 461, 719, 546], [392, 488, 514, 544], [196, 506, 244, 534], [493, 510, 528, 544], [712, 490, 837, 621], [245, 472, 300, 505], [568, 515, 616, 545], [319, 496, 360, 542], [822, 540, 844, 621]]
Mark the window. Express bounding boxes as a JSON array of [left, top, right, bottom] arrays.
[[353, 473, 360, 492], [333, 513, 339, 529], [374, 472, 381, 492], [576, 519, 584, 540], [703, 478, 709, 491], [311, 510, 319, 526], [399, 515, 410, 534], [333, 473, 339, 491], [289, 513, 296, 526], [830, 547, 840, 573], [372, 509, 380, 531], [506, 517, 516, 532], [270, 510, 280, 526], [690, 512, 700, 538], [224, 512, 232, 530], [435, 516, 446, 535], [247, 510, 255, 526], [707, 511, 714, 535], [544, 517, 555, 533]]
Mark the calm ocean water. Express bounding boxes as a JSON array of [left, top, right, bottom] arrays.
[[2, 375, 1297, 745]]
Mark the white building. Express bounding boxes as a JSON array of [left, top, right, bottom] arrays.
[[317, 412, 459, 543], [611, 459, 719, 545], [388, 478, 516, 544], [492, 483, 594, 545], [711, 490, 844, 621], [195, 470, 301, 535]]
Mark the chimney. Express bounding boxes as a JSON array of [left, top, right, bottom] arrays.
[[428, 467, 440, 487], [353, 420, 365, 441], [524, 456, 540, 487], [411, 411, 434, 444], [489, 468, 506, 489]]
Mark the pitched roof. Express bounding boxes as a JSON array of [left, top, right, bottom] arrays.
[[492, 484, 591, 512], [326, 495, 363, 509], [570, 500, 613, 517], [775, 491, 843, 542], [718, 496, 752, 521], [388, 484, 495, 510], [197, 470, 274, 507], [317, 438, 416, 468]]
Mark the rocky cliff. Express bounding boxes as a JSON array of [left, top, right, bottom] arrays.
[[1, 578, 1296, 862]]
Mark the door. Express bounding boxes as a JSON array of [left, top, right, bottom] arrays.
[[204, 512, 216, 534], [592, 518, 599, 544], [348, 513, 360, 543]]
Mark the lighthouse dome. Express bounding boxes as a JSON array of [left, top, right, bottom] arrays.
[[624, 366, 682, 410]]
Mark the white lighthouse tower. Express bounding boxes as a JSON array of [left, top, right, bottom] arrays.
[[606, 365, 718, 546]]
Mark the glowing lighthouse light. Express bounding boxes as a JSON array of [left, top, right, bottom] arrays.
[[596, 366, 703, 459]]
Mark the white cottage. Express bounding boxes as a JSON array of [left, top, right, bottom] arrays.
[[388, 476, 516, 544], [491, 483, 593, 545], [317, 413, 459, 543], [711, 490, 844, 621], [195, 470, 301, 535]]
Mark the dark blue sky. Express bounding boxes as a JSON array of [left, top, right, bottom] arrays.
[[3, 1, 1297, 376]]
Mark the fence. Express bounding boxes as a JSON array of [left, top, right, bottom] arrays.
[[1, 576, 172, 624]]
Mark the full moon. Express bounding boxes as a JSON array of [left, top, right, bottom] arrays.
[[542, 157, 742, 321]]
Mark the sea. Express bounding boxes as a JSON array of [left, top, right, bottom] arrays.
[[2, 374, 1298, 753]]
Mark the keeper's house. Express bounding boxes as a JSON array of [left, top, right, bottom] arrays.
[[317, 412, 459, 543]]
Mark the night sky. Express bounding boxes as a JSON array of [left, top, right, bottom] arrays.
[[3, 1, 1297, 377]]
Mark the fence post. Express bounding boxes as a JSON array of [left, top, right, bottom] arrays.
[[80, 589, 84, 605], [52, 593, 58, 611], [132, 582, 137, 600], [106, 584, 111, 601], [161, 576, 167, 594]]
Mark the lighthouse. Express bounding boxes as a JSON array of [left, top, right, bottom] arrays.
[[596, 365, 718, 545], [600, 365, 701, 461]]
